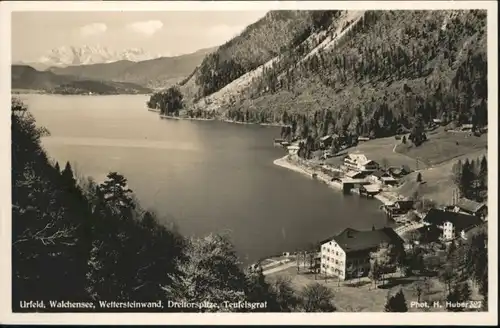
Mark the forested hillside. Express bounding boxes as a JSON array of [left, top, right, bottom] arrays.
[[172, 10, 487, 146], [191, 11, 344, 100], [225, 10, 487, 138], [11, 98, 336, 312], [12, 65, 151, 94]]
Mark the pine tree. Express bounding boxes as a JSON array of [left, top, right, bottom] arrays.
[[61, 161, 76, 188], [99, 172, 135, 217], [416, 172, 423, 182], [478, 155, 488, 201], [459, 159, 473, 198], [384, 289, 408, 312]]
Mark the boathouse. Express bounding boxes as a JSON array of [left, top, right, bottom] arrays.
[[359, 184, 380, 198]]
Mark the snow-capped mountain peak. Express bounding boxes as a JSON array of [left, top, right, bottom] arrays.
[[36, 45, 163, 67]]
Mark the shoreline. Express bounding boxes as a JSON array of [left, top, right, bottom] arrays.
[[273, 155, 395, 207], [159, 114, 215, 121], [273, 155, 344, 191], [223, 119, 290, 128]]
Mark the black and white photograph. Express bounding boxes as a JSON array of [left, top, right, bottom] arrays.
[[1, 0, 497, 325]]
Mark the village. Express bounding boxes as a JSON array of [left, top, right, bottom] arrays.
[[263, 125, 488, 311]]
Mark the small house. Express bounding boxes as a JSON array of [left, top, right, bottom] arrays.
[[369, 170, 398, 186], [423, 209, 482, 241], [357, 136, 371, 142], [344, 170, 366, 179], [383, 200, 414, 218], [287, 145, 300, 156], [453, 198, 488, 219], [461, 124, 473, 131], [319, 135, 333, 148], [388, 165, 411, 179]]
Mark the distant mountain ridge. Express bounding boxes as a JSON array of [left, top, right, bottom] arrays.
[[33, 45, 166, 67], [47, 46, 217, 90], [12, 64, 151, 95]]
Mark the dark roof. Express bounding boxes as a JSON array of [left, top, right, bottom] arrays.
[[371, 170, 390, 178], [455, 198, 486, 213], [424, 209, 482, 231], [323, 227, 404, 253], [395, 200, 414, 210], [388, 165, 411, 176]]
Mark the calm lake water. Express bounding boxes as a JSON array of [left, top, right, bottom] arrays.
[[21, 94, 390, 264]]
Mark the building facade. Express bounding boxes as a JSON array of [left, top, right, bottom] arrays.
[[344, 154, 379, 172], [320, 227, 404, 280]]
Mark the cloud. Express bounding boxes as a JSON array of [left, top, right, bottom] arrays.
[[80, 23, 107, 37], [126, 20, 163, 37]]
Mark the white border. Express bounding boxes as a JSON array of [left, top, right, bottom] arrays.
[[0, 1, 498, 325]]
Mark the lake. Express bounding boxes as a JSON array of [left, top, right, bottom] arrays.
[[20, 94, 390, 264]]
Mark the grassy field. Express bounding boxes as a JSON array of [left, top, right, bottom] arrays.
[[266, 266, 483, 312], [395, 130, 487, 166], [396, 149, 487, 205]]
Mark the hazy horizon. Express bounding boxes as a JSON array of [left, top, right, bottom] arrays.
[[11, 11, 268, 62]]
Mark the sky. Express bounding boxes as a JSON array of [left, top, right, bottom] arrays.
[[11, 11, 268, 62]]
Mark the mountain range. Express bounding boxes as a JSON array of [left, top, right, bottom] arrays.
[[12, 46, 217, 92], [16, 45, 168, 70], [47, 46, 217, 90]]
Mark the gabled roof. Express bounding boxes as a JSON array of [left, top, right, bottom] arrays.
[[371, 170, 390, 178], [347, 153, 367, 162], [320, 135, 333, 141], [345, 170, 365, 178], [321, 227, 404, 254], [394, 200, 414, 211], [455, 198, 486, 213], [424, 209, 482, 231]]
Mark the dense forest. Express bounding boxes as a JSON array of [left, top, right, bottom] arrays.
[[191, 10, 487, 150], [12, 98, 340, 312], [452, 155, 488, 202], [194, 10, 343, 99], [146, 86, 184, 116]]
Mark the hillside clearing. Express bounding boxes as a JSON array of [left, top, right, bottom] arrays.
[[396, 149, 487, 205], [395, 131, 487, 166]]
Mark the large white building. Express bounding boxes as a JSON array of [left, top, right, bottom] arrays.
[[320, 227, 404, 280], [344, 153, 379, 172]]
